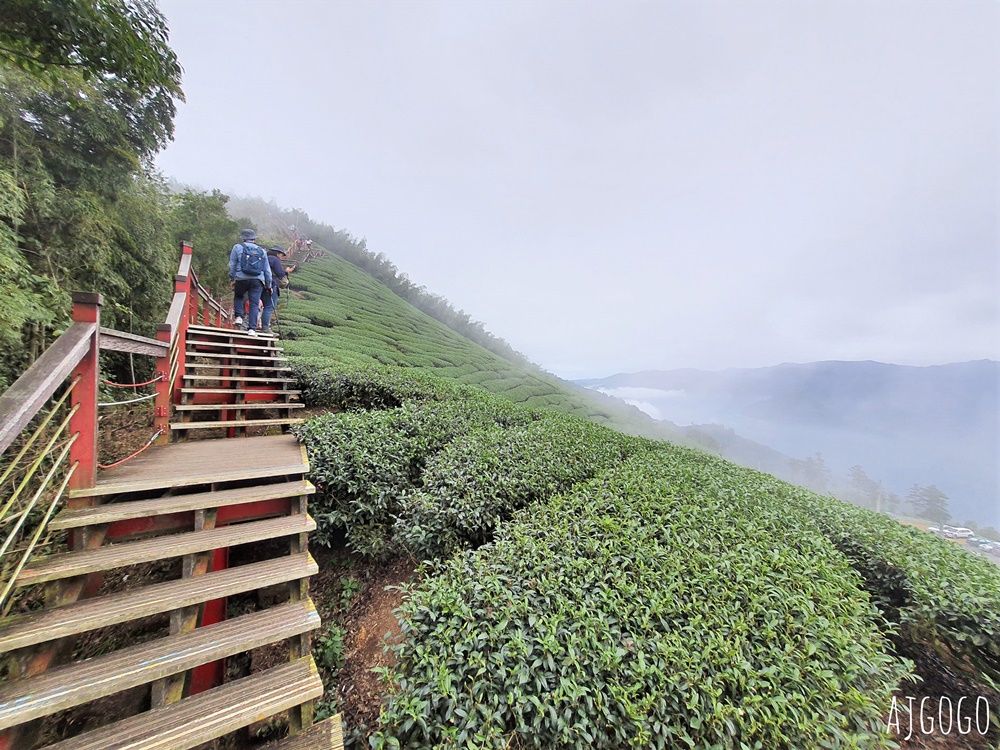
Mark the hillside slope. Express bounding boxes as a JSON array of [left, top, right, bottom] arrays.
[[277, 250, 692, 441]]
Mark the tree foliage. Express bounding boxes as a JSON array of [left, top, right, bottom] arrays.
[[787, 452, 831, 494], [0, 1, 183, 385], [170, 188, 242, 296], [847, 465, 880, 509], [906, 484, 951, 524], [0, 0, 182, 98]]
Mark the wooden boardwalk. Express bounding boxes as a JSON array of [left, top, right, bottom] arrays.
[[71, 434, 309, 498], [1, 320, 341, 750]]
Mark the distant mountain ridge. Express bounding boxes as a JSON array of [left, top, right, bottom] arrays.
[[581, 360, 1000, 527]]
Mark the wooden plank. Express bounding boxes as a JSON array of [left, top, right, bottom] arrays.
[[77, 462, 307, 498], [163, 291, 187, 342], [187, 324, 278, 340], [170, 418, 304, 430], [0, 322, 95, 455], [180, 388, 302, 396], [45, 658, 323, 750], [177, 253, 192, 280], [0, 554, 318, 651], [15, 514, 315, 586], [185, 363, 291, 372], [0, 601, 320, 729], [173, 402, 304, 412], [186, 351, 287, 362], [72, 434, 307, 497], [267, 715, 344, 750], [183, 375, 297, 384], [187, 341, 284, 353], [99, 328, 169, 357], [53, 479, 315, 529]]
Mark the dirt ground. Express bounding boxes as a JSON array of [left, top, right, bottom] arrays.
[[308, 546, 418, 743]]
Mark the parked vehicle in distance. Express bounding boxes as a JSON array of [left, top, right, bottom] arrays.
[[928, 526, 941, 533], [953, 528, 975, 538]]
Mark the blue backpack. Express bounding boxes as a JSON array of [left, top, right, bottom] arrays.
[[239, 243, 266, 276]]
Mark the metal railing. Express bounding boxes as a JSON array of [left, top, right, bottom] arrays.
[[0, 378, 80, 614]]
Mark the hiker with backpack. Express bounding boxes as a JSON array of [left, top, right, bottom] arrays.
[[260, 245, 295, 335], [229, 229, 272, 337]]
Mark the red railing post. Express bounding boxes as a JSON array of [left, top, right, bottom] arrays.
[[182, 243, 198, 326], [68, 292, 102, 493], [174, 243, 192, 405], [153, 323, 172, 446]]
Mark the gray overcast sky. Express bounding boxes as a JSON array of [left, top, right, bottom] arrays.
[[156, 0, 999, 379]]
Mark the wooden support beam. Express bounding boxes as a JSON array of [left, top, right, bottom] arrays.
[[98, 328, 169, 357]]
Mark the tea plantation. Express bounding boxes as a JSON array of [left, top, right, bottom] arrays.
[[278, 252, 1000, 749], [279, 253, 688, 441]]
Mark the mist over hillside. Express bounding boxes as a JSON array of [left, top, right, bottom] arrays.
[[581, 360, 1000, 527]]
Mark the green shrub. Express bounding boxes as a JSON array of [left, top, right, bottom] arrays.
[[291, 359, 456, 411], [395, 414, 656, 558], [294, 383, 535, 557], [781, 486, 1000, 681]]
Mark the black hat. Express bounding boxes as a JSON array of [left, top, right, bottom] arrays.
[[268, 245, 287, 256]]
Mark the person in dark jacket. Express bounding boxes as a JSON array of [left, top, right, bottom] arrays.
[[229, 229, 272, 336], [261, 245, 294, 335]]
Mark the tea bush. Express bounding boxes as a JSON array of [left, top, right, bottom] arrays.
[[373, 450, 908, 749], [291, 358, 458, 411], [781, 486, 1000, 681], [295, 396, 522, 556], [293, 357, 670, 560], [395, 414, 658, 558]]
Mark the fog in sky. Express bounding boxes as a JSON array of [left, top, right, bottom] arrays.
[[156, 0, 999, 379]]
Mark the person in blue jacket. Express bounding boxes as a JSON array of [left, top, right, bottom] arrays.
[[260, 245, 294, 335], [229, 229, 272, 336]]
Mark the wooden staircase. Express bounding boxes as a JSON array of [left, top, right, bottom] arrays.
[[0, 322, 341, 749], [175, 324, 305, 436]]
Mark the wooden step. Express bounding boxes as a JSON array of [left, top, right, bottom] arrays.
[[187, 340, 284, 353], [185, 362, 291, 372], [267, 715, 344, 749], [174, 402, 304, 412], [188, 323, 278, 340], [52, 480, 315, 530], [0, 601, 320, 730], [15, 514, 315, 586], [186, 351, 287, 363], [44, 658, 323, 750], [0, 553, 318, 651], [79, 437, 308, 498], [179, 388, 301, 396], [182, 374, 297, 384], [170, 418, 304, 431], [186, 332, 279, 345]]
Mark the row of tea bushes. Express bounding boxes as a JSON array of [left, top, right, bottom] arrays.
[[640, 449, 1000, 682], [395, 414, 657, 558], [294, 365, 659, 559], [373, 450, 908, 749], [781, 485, 1000, 682], [290, 359, 458, 412], [294, 391, 531, 556]]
